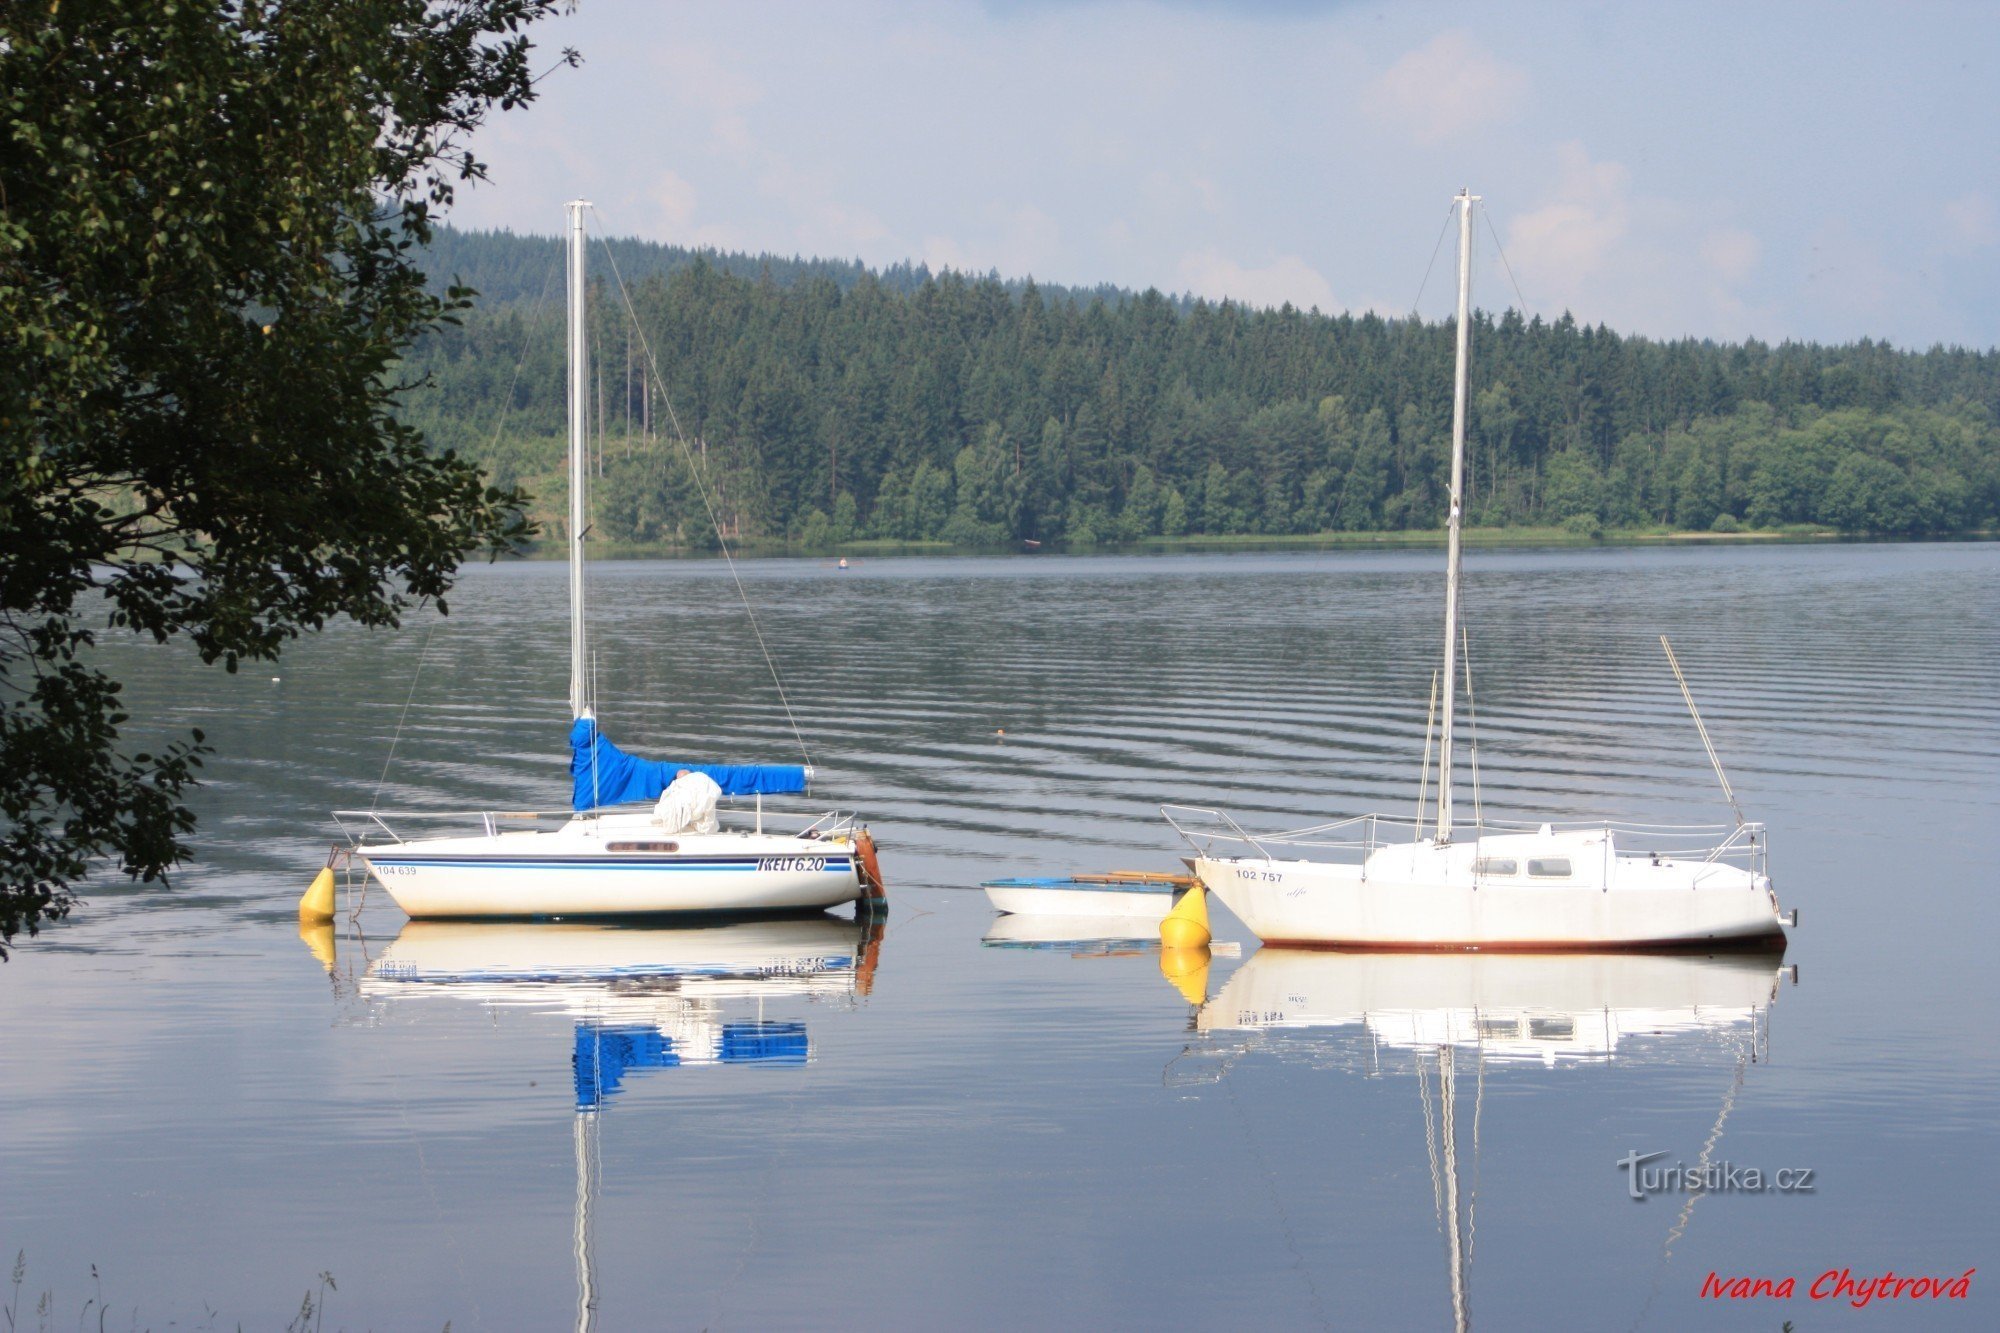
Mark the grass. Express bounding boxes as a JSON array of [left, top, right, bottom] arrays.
[[3, 1254, 448, 1333]]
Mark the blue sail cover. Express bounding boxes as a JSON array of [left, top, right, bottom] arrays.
[[568, 717, 809, 812]]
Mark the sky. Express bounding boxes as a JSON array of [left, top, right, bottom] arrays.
[[447, 1, 2000, 350]]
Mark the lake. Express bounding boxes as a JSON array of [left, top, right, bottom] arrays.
[[3, 542, 1995, 1330]]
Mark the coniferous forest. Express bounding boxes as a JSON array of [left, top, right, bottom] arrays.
[[403, 227, 2000, 549]]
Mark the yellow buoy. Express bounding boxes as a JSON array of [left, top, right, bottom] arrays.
[[299, 865, 336, 923], [298, 918, 336, 972], [1159, 946, 1211, 1005], [1159, 882, 1211, 949]]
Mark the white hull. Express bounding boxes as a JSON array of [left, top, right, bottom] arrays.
[[359, 813, 863, 918], [982, 872, 1190, 919], [1198, 827, 1785, 950]]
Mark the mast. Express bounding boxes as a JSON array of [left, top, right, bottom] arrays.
[[1435, 189, 1476, 843], [567, 201, 592, 720]]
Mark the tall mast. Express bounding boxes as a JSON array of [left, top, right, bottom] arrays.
[[1435, 189, 1476, 843], [567, 201, 592, 721]]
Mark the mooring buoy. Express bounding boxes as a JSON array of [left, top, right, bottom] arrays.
[[1160, 881, 1211, 949]]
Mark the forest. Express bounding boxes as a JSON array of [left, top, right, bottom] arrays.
[[401, 226, 2000, 549]]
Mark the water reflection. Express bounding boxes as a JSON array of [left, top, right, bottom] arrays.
[[357, 915, 881, 1023], [352, 916, 882, 1332], [1183, 949, 1789, 1331], [980, 913, 1157, 953], [1195, 949, 1786, 1067]]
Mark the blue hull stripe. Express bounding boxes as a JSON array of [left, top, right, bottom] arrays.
[[366, 857, 853, 873]]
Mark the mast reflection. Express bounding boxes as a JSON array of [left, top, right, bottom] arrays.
[[358, 915, 883, 1333], [1182, 948, 1790, 1331]]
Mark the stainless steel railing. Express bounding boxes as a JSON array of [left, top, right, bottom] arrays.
[[333, 801, 858, 848]]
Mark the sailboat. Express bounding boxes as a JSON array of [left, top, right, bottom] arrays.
[[1165, 190, 1787, 950], [338, 202, 885, 919]]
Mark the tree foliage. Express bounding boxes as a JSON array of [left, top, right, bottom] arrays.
[[406, 240, 2000, 549], [0, 0, 568, 953]]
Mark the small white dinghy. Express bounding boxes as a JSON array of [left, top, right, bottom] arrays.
[[980, 871, 1194, 919], [337, 202, 885, 920], [1164, 191, 1788, 952]]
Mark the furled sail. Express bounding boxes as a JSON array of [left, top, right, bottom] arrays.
[[568, 718, 809, 812]]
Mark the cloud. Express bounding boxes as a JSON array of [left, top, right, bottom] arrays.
[[1699, 227, 1760, 285], [649, 43, 764, 155], [1365, 31, 1529, 146], [921, 205, 1061, 277], [649, 170, 699, 232], [1943, 193, 1997, 249], [1176, 248, 1336, 311], [1503, 142, 1633, 305], [652, 42, 764, 114], [1493, 145, 1781, 339], [921, 235, 975, 273]]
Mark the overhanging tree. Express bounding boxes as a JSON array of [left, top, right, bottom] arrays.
[[0, 0, 572, 954]]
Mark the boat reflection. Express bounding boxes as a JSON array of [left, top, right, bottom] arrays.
[[1196, 948, 1786, 1068], [981, 913, 1158, 954], [360, 915, 881, 1035], [1181, 948, 1790, 1332], [356, 915, 883, 1333]]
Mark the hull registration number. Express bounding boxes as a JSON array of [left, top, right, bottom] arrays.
[[758, 856, 827, 873]]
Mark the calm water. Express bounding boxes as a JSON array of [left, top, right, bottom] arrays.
[[3, 543, 1996, 1330]]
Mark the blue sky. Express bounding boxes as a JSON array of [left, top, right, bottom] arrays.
[[451, 1, 2000, 349]]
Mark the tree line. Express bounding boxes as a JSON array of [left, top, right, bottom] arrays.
[[402, 228, 2000, 548]]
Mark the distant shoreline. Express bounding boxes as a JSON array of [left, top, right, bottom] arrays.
[[504, 526, 1995, 561]]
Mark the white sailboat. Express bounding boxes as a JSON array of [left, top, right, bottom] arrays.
[[1166, 190, 1787, 950], [338, 202, 884, 919]]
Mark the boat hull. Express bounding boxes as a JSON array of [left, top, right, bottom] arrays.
[[982, 881, 1174, 919], [981, 872, 1191, 919], [1197, 854, 1786, 950], [359, 826, 864, 918]]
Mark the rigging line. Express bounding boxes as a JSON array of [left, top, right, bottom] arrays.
[[1664, 1051, 1748, 1259], [370, 611, 442, 811], [1480, 206, 1533, 319], [587, 210, 815, 770], [1410, 202, 1459, 317], [1660, 635, 1743, 826], [1626, 1050, 1751, 1333], [1223, 1060, 1336, 1330], [393, 1076, 489, 1333], [1417, 1052, 1446, 1232], [1461, 622, 1484, 831], [1468, 1037, 1485, 1273], [1416, 668, 1440, 841], [368, 256, 554, 814], [482, 254, 563, 458]]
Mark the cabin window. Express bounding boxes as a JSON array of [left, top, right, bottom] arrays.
[[1527, 857, 1573, 878], [1479, 1017, 1519, 1040], [1474, 857, 1518, 876], [607, 841, 679, 853], [1529, 1016, 1576, 1041]]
